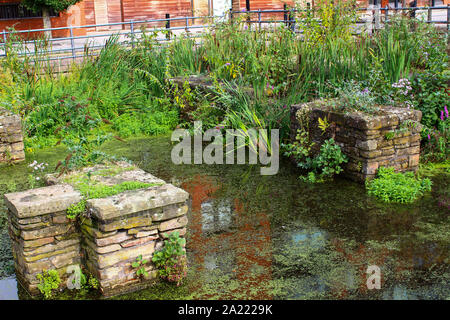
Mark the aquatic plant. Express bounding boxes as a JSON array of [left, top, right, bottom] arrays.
[[366, 167, 432, 203]]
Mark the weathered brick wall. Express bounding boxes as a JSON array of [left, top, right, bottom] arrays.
[[4, 164, 190, 297], [0, 108, 25, 164], [290, 100, 423, 182]]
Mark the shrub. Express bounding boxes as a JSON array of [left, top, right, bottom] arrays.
[[366, 167, 432, 203], [421, 107, 449, 162], [36, 269, 61, 299], [152, 231, 187, 286], [284, 134, 348, 183]]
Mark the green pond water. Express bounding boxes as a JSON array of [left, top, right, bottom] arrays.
[[0, 135, 449, 300]]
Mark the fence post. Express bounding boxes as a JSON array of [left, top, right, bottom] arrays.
[[410, 0, 416, 19], [2, 30, 7, 57], [185, 16, 189, 33], [427, 0, 432, 23], [284, 4, 288, 27], [258, 9, 262, 31], [385, 5, 389, 25], [289, 9, 295, 32], [246, 0, 251, 25], [69, 25, 75, 61], [165, 14, 170, 40], [130, 19, 135, 48], [374, 0, 380, 33], [447, 5, 450, 38]]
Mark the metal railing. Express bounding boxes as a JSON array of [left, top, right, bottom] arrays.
[[0, 4, 449, 63]]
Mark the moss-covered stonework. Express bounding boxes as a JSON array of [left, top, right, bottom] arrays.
[[3, 163, 190, 298], [0, 108, 25, 164], [3, 184, 82, 295], [290, 101, 423, 182]]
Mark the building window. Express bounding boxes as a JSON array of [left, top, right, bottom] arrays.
[[0, 3, 58, 20]]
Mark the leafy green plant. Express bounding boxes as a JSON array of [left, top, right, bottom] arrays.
[[366, 167, 432, 203], [36, 269, 61, 299], [132, 255, 149, 279], [282, 129, 315, 163], [152, 231, 187, 286], [300, 138, 348, 183]]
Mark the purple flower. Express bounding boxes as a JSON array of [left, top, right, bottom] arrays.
[[225, 62, 231, 66], [441, 110, 444, 121], [427, 134, 431, 140], [445, 105, 449, 118]]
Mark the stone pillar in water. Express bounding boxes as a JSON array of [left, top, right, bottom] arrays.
[[4, 185, 82, 295], [4, 163, 190, 297]]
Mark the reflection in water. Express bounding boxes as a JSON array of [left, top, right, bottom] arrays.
[[291, 227, 327, 250], [183, 175, 273, 299], [0, 277, 18, 300], [201, 200, 233, 234]]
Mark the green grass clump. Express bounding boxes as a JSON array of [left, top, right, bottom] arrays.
[[76, 180, 159, 199], [366, 167, 432, 203], [66, 178, 164, 219]]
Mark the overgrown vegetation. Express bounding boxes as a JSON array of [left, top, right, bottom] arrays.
[[36, 269, 61, 299], [65, 175, 161, 219], [0, 2, 447, 170]]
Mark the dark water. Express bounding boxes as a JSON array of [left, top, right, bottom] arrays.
[[0, 135, 449, 300]]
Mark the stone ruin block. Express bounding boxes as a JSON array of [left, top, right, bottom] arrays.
[[290, 100, 423, 182], [4, 163, 190, 298], [3, 184, 82, 295], [0, 108, 25, 163], [79, 171, 190, 297]]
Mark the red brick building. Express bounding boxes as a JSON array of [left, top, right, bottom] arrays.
[[0, 0, 447, 38]]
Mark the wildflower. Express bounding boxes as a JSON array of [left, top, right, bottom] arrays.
[[445, 106, 449, 118], [441, 111, 444, 121], [427, 134, 431, 140], [225, 62, 231, 66]]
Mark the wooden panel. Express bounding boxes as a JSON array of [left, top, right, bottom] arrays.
[[107, 0, 123, 24], [84, 0, 96, 25], [122, 0, 192, 20], [193, 0, 210, 16], [94, 0, 108, 25]]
